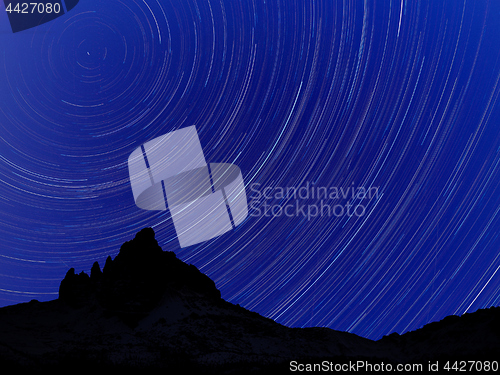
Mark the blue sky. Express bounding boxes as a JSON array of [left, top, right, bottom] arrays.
[[0, 0, 500, 340]]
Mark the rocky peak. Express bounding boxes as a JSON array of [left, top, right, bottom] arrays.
[[59, 228, 221, 322]]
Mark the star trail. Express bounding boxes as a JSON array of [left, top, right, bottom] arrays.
[[0, 0, 500, 341]]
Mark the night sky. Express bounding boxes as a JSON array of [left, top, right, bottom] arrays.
[[1, 0, 500, 341]]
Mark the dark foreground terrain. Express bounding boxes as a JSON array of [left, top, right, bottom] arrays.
[[0, 228, 498, 373]]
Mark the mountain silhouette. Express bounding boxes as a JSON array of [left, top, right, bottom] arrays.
[[0, 228, 498, 373]]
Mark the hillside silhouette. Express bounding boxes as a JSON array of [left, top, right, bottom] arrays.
[[0, 228, 498, 373]]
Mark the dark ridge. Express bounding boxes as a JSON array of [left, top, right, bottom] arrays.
[[0, 228, 498, 372], [59, 227, 221, 324]]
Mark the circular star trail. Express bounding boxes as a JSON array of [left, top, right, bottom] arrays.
[[0, 0, 499, 340]]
